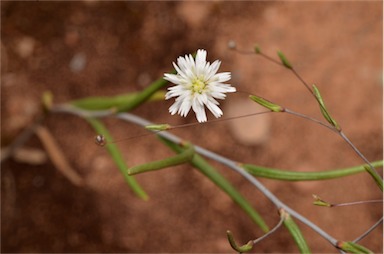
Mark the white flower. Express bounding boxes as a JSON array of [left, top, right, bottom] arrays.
[[164, 49, 236, 123]]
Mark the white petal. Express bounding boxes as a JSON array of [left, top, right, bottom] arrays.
[[169, 100, 181, 115], [196, 49, 207, 66], [210, 91, 226, 100], [179, 98, 192, 117], [195, 49, 207, 77], [205, 60, 221, 80], [164, 73, 182, 85], [172, 62, 188, 80], [206, 100, 223, 118], [192, 99, 207, 122], [196, 92, 208, 105], [209, 72, 231, 83]]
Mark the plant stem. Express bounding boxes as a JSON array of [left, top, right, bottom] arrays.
[[254, 48, 382, 185], [353, 217, 383, 243], [51, 105, 380, 249], [339, 131, 383, 188], [284, 109, 338, 132], [114, 112, 339, 247]]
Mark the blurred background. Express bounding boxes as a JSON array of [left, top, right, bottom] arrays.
[[1, 1, 382, 252]]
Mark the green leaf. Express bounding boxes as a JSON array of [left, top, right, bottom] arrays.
[[280, 209, 311, 254], [70, 90, 165, 111], [337, 241, 374, 254], [249, 95, 284, 112], [277, 50, 292, 69], [159, 137, 269, 233], [128, 143, 194, 175], [86, 118, 149, 200], [242, 160, 383, 181], [312, 84, 340, 130], [116, 75, 173, 112], [363, 165, 383, 191]]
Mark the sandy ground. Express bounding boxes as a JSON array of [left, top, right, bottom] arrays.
[[1, 1, 383, 253]]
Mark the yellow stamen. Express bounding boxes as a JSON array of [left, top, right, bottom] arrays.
[[192, 79, 206, 94]]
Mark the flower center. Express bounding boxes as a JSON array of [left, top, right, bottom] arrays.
[[192, 79, 206, 94]]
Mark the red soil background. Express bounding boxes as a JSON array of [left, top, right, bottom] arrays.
[[1, 1, 383, 253]]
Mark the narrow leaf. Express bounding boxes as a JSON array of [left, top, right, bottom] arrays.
[[117, 72, 175, 112], [159, 137, 269, 232], [363, 165, 383, 191], [242, 160, 383, 181], [337, 241, 374, 254], [280, 209, 311, 254], [128, 143, 194, 175], [70, 91, 165, 111], [86, 118, 148, 200]]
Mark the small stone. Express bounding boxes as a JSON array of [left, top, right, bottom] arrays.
[[225, 99, 271, 146], [15, 36, 35, 58]]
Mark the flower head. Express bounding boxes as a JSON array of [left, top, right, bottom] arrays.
[[164, 49, 236, 123]]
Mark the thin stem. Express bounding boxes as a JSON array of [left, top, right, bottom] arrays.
[[286, 108, 382, 184], [290, 68, 314, 97], [284, 108, 338, 133], [258, 51, 284, 66], [252, 49, 382, 184], [339, 131, 383, 183], [353, 217, 383, 243], [256, 50, 331, 115], [170, 110, 272, 129], [331, 199, 382, 207], [253, 216, 284, 245]]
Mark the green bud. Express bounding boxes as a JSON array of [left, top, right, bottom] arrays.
[[145, 124, 171, 131], [226, 230, 254, 253], [249, 95, 284, 112], [312, 194, 332, 207], [312, 84, 340, 130], [277, 50, 292, 69], [254, 44, 261, 54], [42, 91, 53, 111]]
